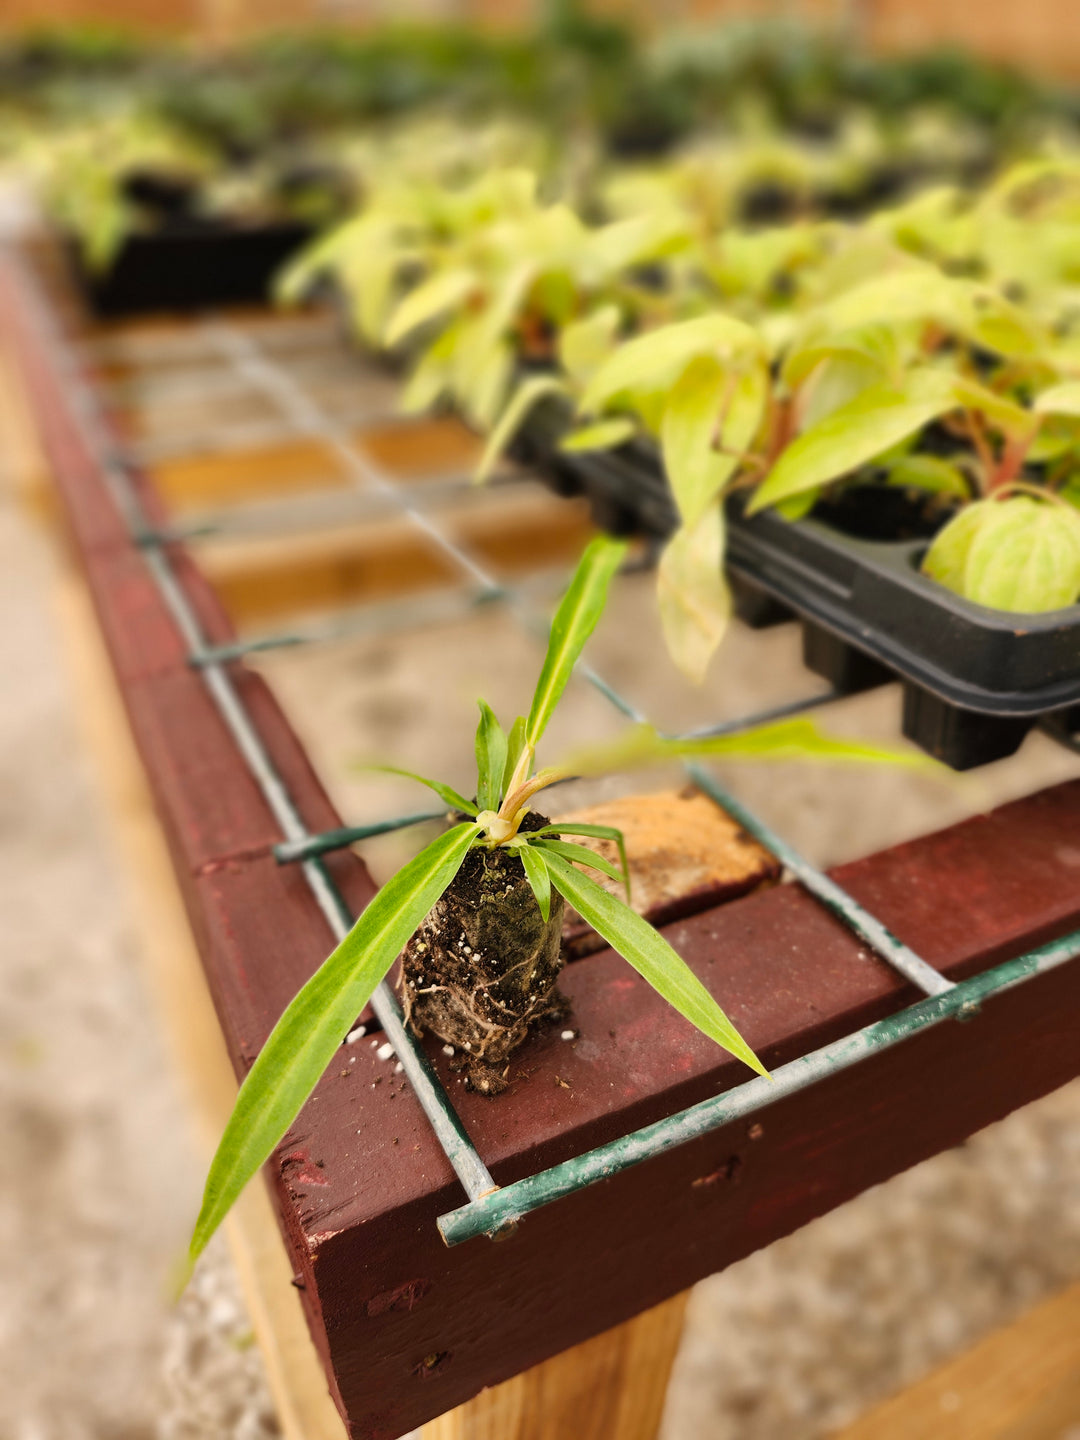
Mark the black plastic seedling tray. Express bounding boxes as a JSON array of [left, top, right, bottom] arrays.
[[515, 403, 1080, 770], [725, 498, 1080, 768], [72, 220, 313, 317]]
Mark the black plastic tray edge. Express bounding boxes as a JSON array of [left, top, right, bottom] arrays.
[[516, 403, 1080, 720], [69, 221, 314, 317]]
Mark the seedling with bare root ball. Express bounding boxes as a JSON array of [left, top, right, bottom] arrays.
[[187, 536, 930, 1274]]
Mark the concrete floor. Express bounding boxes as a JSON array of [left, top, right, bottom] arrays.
[[4, 474, 1080, 1439]]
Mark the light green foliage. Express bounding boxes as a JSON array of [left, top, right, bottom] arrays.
[[368, 765, 477, 816], [475, 374, 569, 482], [539, 852, 767, 1077], [502, 716, 528, 794], [923, 496, 1080, 612], [558, 307, 623, 385], [517, 842, 552, 922], [384, 268, 478, 348], [1034, 382, 1080, 419], [661, 355, 735, 527], [557, 716, 936, 778], [580, 314, 764, 417], [885, 455, 971, 496], [524, 535, 629, 754], [657, 507, 731, 685], [750, 371, 960, 513], [474, 701, 508, 813], [263, 118, 1080, 639], [534, 823, 631, 903], [559, 418, 637, 453], [531, 837, 626, 887]]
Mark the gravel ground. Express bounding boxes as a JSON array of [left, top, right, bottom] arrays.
[[4, 474, 1079, 1439]]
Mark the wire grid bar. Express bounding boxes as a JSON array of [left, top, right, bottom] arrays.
[[189, 583, 508, 667], [135, 469, 517, 548], [35, 281, 1020, 1248], [438, 925, 1080, 1244]]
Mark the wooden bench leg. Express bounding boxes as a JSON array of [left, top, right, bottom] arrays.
[[421, 1291, 689, 1440], [834, 1280, 1080, 1440]]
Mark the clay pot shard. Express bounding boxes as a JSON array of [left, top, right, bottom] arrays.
[[400, 813, 566, 1095]]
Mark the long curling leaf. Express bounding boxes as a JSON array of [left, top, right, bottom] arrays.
[[535, 822, 630, 902], [556, 717, 937, 778], [541, 850, 766, 1077], [474, 700, 508, 812], [531, 837, 626, 888], [526, 535, 628, 752], [188, 821, 480, 1273], [367, 764, 478, 816], [518, 843, 552, 923]]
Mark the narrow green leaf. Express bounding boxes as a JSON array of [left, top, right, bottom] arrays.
[[517, 843, 552, 922], [502, 716, 528, 794], [555, 717, 936, 777], [367, 764, 478, 816], [559, 418, 637, 453], [580, 314, 763, 416], [526, 535, 628, 751], [749, 372, 958, 514], [535, 822, 630, 902], [475, 373, 569, 484], [950, 375, 1031, 437], [1034, 381, 1080, 419], [657, 507, 731, 684], [660, 354, 732, 527], [384, 268, 477, 349], [188, 821, 480, 1271], [775, 486, 822, 520], [541, 852, 766, 1076], [558, 305, 621, 385], [474, 700, 508, 812], [886, 455, 970, 497], [531, 837, 626, 886]]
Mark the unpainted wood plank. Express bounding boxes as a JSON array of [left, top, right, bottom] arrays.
[[197, 488, 594, 625], [421, 1291, 689, 1440], [145, 414, 490, 516], [360, 415, 485, 479], [834, 1280, 1080, 1440], [151, 436, 349, 511]]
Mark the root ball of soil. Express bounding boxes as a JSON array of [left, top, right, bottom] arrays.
[[399, 813, 566, 1095]]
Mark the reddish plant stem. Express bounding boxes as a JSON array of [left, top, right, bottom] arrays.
[[988, 425, 1041, 494]]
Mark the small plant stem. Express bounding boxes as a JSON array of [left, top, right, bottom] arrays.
[[763, 393, 794, 472], [961, 408, 996, 493], [988, 424, 1041, 494], [991, 478, 1071, 508], [499, 766, 568, 829]]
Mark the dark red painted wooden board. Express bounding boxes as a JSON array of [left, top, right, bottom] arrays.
[[8, 254, 1080, 1440]]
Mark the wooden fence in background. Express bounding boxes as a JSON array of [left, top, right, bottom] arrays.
[[3, 0, 1080, 89]]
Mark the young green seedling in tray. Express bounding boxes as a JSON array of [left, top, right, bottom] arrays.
[[188, 535, 930, 1272]]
